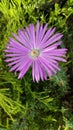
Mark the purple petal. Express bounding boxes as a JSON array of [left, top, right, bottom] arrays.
[[7, 58, 24, 66], [39, 23, 48, 42], [49, 56, 66, 62], [40, 28, 56, 46], [18, 60, 32, 79], [40, 33, 63, 49], [5, 53, 25, 57], [36, 60, 47, 81], [29, 24, 35, 48], [42, 41, 62, 52], [32, 59, 47, 82], [38, 57, 53, 76], [4, 48, 26, 53], [13, 31, 31, 49], [9, 38, 30, 51], [4, 56, 22, 62], [16, 58, 32, 71], [39, 57, 59, 74], [35, 21, 40, 46], [18, 29, 33, 48], [12, 33, 28, 48], [33, 60, 40, 82], [32, 61, 35, 81], [9, 61, 22, 72], [9, 56, 31, 72]]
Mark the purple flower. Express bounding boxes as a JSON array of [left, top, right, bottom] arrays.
[[4, 22, 67, 82]]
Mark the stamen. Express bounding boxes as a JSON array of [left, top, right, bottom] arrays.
[[30, 49, 40, 59]]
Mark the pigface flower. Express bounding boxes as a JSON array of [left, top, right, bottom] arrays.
[[4, 22, 67, 82]]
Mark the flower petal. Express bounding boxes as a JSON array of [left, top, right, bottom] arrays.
[[39, 28, 56, 46], [40, 33, 63, 49], [18, 60, 32, 79]]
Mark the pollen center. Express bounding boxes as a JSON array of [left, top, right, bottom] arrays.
[[30, 49, 40, 59]]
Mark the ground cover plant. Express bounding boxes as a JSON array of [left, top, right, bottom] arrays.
[[0, 0, 73, 130]]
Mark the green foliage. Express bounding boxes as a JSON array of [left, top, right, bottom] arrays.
[[0, 0, 73, 129], [49, 1, 73, 29]]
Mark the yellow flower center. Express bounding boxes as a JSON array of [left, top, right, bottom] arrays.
[[30, 49, 40, 59]]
